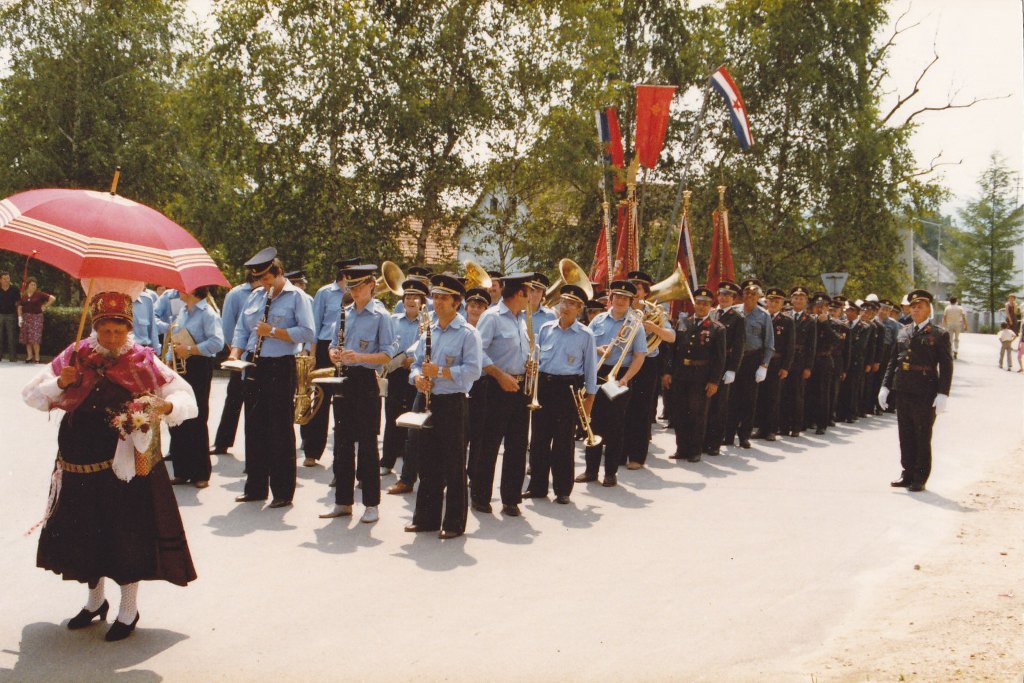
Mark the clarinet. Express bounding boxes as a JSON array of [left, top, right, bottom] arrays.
[[247, 288, 275, 380], [423, 309, 432, 413], [333, 302, 347, 381]]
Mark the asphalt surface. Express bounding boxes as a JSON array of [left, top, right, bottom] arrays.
[[0, 331, 1021, 682]]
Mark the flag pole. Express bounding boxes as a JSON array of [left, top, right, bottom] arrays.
[[659, 72, 715, 275]]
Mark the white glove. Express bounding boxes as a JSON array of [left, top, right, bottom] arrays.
[[722, 370, 736, 385], [877, 387, 889, 411], [933, 393, 947, 414], [17, 316, 22, 326], [754, 366, 768, 383]]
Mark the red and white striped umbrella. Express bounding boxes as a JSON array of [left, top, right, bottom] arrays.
[[0, 188, 229, 291]]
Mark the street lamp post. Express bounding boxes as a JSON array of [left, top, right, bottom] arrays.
[[916, 218, 946, 289]]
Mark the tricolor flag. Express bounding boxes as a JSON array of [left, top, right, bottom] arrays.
[[709, 66, 753, 151], [595, 107, 626, 191]]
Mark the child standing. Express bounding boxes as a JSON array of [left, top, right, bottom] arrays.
[[997, 322, 1017, 370]]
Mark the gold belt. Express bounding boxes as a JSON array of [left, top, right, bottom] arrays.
[[58, 455, 113, 474], [682, 359, 709, 366]]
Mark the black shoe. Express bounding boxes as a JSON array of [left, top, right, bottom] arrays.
[[471, 502, 493, 513], [210, 446, 229, 455], [268, 499, 292, 509], [739, 440, 752, 449], [554, 496, 570, 505], [105, 612, 139, 642], [908, 483, 925, 492], [686, 455, 701, 463], [574, 472, 597, 483], [67, 600, 109, 630], [890, 478, 910, 488], [669, 452, 685, 459], [235, 494, 266, 503], [814, 428, 826, 435], [502, 504, 521, 517], [752, 431, 770, 440], [601, 474, 617, 487], [765, 434, 777, 442], [704, 447, 720, 456], [329, 477, 336, 487], [521, 490, 545, 499], [438, 529, 463, 539], [404, 524, 439, 533]]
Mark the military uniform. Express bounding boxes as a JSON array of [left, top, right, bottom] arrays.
[[805, 294, 839, 434], [704, 282, 745, 454], [664, 287, 726, 461], [779, 288, 816, 437], [882, 290, 953, 491], [839, 303, 871, 423]]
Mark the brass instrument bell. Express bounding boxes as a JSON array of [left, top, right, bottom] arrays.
[[543, 258, 594, 308]]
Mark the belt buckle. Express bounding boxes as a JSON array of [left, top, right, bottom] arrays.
[[901, 362, 910, 370]]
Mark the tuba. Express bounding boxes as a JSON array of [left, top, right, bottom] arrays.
[[375, 261, 405, 297], [543, 258, 593, 308], [463, 259, 492, 291], [641, 263, 694, 352], [294, 354, 326, 425]]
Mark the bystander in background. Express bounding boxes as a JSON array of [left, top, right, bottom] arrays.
[[0, 271, 20, 361], [941, 296, 967, 359], [997, 322, 1017, 371], [17, 277, 55, 363]]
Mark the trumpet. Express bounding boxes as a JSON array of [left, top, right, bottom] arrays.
[[523, 300, 541, 411], [571, 386, 601, 447], [597, 307, 644, 400]]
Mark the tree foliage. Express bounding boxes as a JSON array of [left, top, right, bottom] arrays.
[[0, 0, 962, 301], [949, 154, 1023, 319]]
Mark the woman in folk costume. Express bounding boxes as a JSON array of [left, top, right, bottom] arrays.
[[21, 283, 198, 642]]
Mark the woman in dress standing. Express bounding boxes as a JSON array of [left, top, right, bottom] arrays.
[[167, 286, 224, 489], [18, 276, 55, 362], [22, 289, 198, 641]]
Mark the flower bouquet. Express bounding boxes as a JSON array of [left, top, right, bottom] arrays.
[[108, 394, 164, 476]]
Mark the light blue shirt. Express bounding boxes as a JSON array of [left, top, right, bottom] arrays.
[[537, 319, 598, 395], [312, 281, 345, 342], [395, 298, 434, 316], [590, 309, 647, 368], [221, 282, 253, 347], [154, 289, 183, 334], [132, 290, 160, 349], [531, 305, 557, 331], [169, 299, 224, 358], [743, 305, 775, 365], [476, 300, 531, 374], [232, 280, 315, 357], [392, 311, 422, 358], [409, 313, 482, 395], [327, 300, 396, 370]]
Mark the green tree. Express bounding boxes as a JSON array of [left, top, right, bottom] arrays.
[[950, 154, 1023, 321]]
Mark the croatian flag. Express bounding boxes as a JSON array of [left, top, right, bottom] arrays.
[[595, 107, 626, 191], [710, 66, 753, 151]]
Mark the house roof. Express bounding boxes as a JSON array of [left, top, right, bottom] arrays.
[[914, 243, 955, 284]]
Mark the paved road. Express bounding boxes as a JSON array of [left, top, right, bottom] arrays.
[[0, 332, 1021, 682]]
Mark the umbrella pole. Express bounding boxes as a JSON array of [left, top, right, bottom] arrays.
[[110, 166, 121, 195], [72, 280, 95, 365]]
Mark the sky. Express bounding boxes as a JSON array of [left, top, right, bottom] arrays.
[[184, 0, 1024, 216]]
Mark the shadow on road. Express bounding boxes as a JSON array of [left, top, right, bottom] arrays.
[[300, 519, 384, 554], [204, 503, 298, 537], [523, 500, 602, 529], [392, 533, 477, 571], [0, 621, 187, 683]]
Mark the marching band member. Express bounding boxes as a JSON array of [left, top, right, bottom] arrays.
[[462, 287, 492, 488], [527, 273, 557, 329], [753, 287, 793, 441], [880, 289, 953, 492], [575, 280, 647, 487], [779, 286, 816, 437], [303, 258, 358, 467], [131, 288, 160, 351], [524, 284, 597, 503], [471, 272, 535, 516], [623, 271, 675, 469], [228, 248, 315, 509], [381, 279, 429, 486], [486, 271, 503, 308], [663, 286, 726, 462], [405, 274, 482, 539], [210, 270, 255, 456], [167, 286, 224, 488], [319, 264, 396, 523], [393, 266, 432, 315], [704, 281, 744, 455]]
